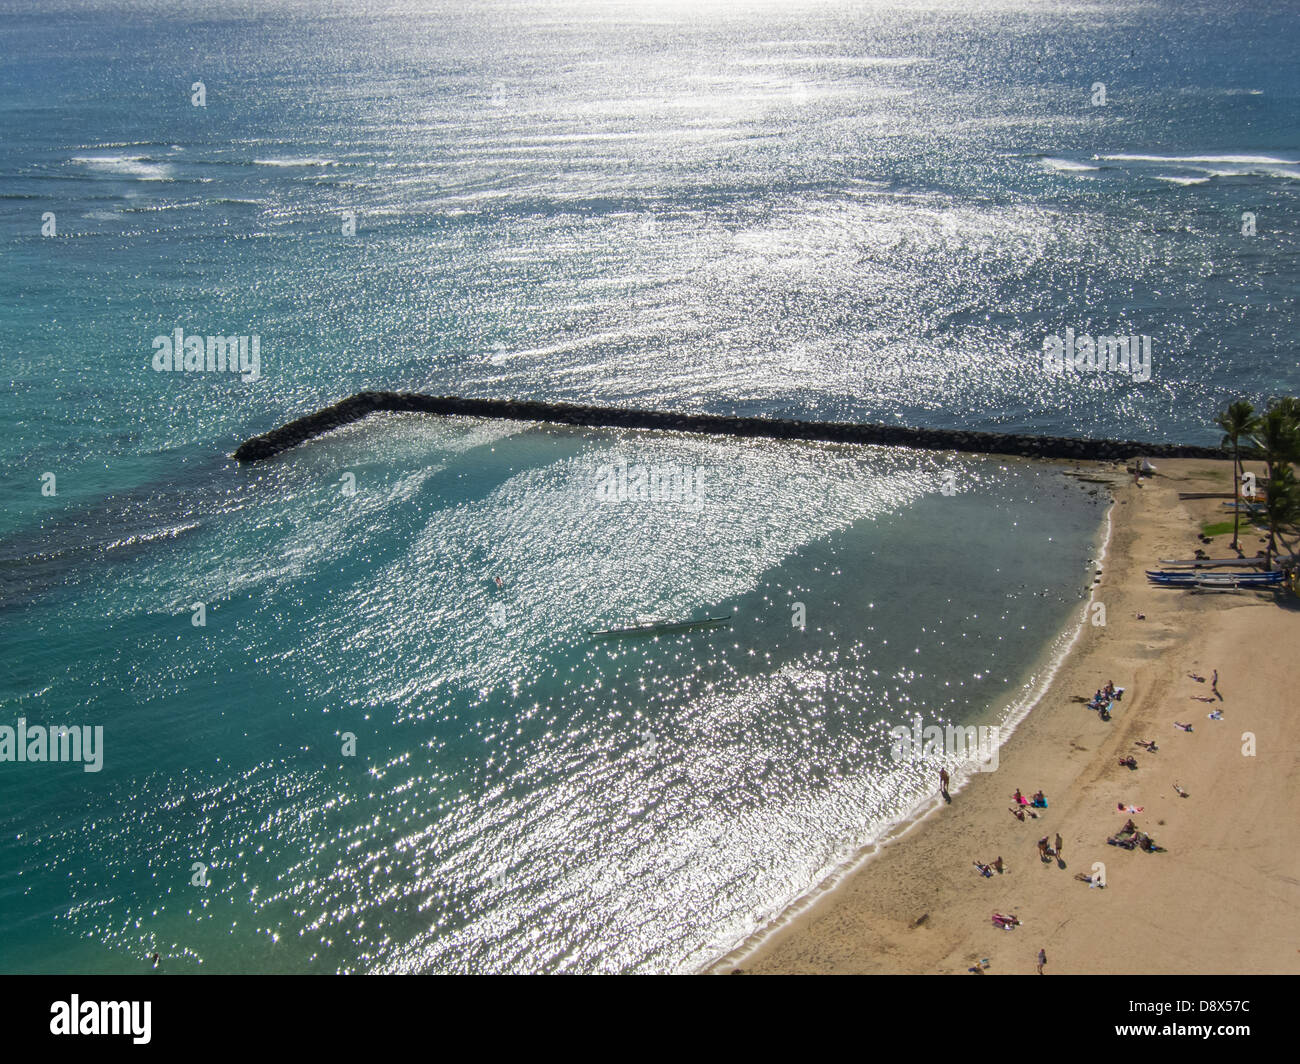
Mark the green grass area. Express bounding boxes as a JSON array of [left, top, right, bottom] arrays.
[[1201, 519, 1261, 537]]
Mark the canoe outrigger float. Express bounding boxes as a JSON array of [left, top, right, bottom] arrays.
[[587, 614, 732, 637]]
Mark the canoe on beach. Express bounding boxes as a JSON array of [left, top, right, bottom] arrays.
[[1157, 556, 1269, 569], [1146, 570, 1283, 587]]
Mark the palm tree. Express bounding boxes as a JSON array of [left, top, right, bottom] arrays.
[[1268, 396, 1300, 425], [1214, 400, 1258, 553], [1261, 465, 1300, 570], [1252, 406, 1300, 482]]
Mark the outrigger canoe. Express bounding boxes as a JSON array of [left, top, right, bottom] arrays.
[[1146, 570, 1282, 587], [1156, 556, 1269, 569]]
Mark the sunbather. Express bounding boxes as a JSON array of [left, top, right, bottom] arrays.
[[1118, 755, 1137, 769], [1117, 803, 1143, 813], [1074, 872, 1105, 888], [974, 861, 993, 878], [1173, 782, 1188, 798], [1174, 721, 1194, 732], [1134, 739, 1158, 752], [992, 912, 1020, 929]]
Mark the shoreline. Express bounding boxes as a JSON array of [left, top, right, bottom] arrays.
[[709, 458, 1300, 975], [699, 470, 1117, 973]]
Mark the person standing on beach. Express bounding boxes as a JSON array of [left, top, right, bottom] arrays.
[[1054, 833, 1063, 861], [939, 767, 950, 800], [1037, 948, 1047, 975]]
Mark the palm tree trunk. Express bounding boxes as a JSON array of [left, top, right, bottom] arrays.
[[1232, 442, 1241, 552]]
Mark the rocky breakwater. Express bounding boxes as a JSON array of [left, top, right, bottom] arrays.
[[233, 392, 1225, 464]]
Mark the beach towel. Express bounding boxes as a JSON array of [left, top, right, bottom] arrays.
[[1031, 798, 1047, 808]]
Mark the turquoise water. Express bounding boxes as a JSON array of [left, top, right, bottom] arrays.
[[2, 418, 1106, 973], [1, 0, 1294, 972]]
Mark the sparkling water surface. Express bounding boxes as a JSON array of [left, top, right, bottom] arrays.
[[1, 0, 1294, 972]]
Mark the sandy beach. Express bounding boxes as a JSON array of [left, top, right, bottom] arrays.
[[715, 458, 1300, 975]]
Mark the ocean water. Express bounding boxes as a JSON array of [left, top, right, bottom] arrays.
[[0, 0, 1295, 972]]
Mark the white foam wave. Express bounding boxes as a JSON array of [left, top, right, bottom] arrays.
[[1040, 157, 1099, 172], [1098, 153, 1297, 164], [252, 157, 339, 167], [70, 154, 174, 181]]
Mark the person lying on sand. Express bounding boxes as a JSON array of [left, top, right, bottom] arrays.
[[974, 861, 994, 878], [1118, 755, 1137, 769], [1134, 739, 1158, 752], [1074, 872, 1105, 888], [1174, 721, 1194, 732], [968, 958, 990, 974], [992, 912, 1020, 929], [1117, 802, 1143, 813], [1009, 806, 1026, 821], [1188, 673, 1205, 683], [1192, 695, 1217, 703], [1173, 782, 1189, 798], [1108, 834, 1137, 849], [1208, 709, 1223, 720]]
